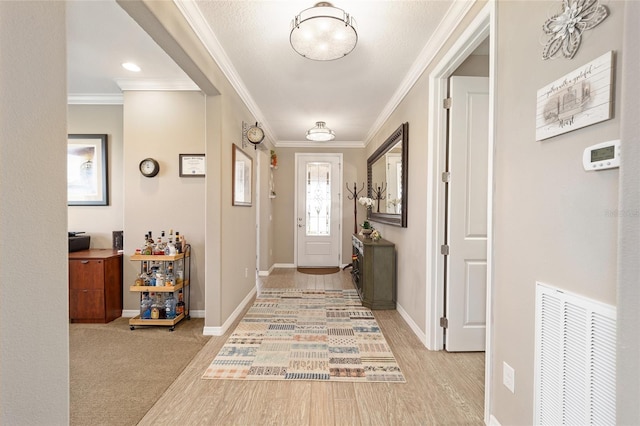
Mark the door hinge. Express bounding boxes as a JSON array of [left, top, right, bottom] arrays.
[[440, 244, 450, 256], [440, 317, 449, 328], [443, 97, 452, 109], [441, 171, 450, 183]]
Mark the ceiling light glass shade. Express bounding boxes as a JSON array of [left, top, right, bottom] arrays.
[[306, 121, 335, 141], [290, 2, 357, 61]]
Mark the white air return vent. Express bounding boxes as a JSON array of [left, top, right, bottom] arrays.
[[534, 282, 616, 425]]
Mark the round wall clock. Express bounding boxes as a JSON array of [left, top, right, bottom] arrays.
[[246, 123, 265, 146], [139, 158, 160, 177]]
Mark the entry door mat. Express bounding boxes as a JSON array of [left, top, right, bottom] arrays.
[[202, 289, 406, 383], [296, 267, 341, 275]]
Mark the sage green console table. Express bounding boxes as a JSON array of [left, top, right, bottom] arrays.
[[351, 234, 396, 309]]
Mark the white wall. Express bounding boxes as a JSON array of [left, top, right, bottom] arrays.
[[68, 104, 124, 248], [0, 2, 69, 423]]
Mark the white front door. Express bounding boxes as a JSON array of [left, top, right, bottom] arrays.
[[295, 153, 342, 267], [445, 76, 489, 352]]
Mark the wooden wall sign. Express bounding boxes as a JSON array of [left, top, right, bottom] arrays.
[[536, 51, 614, 141]]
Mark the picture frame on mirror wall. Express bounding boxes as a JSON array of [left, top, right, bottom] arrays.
[[232, 144, 252, 207]]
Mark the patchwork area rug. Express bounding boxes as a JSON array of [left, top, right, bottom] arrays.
[[202, 289, 405, 383]]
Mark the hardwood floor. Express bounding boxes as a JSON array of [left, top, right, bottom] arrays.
[[139, 269, 485, 425]]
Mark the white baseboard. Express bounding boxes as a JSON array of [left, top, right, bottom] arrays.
[[488, 414, 502, 426], [265, 263, 349, 273], [258, 264, 276, 276], [122, 309, 204, 318], [396, 302, 428, 348], [202, 287, 256, 336]]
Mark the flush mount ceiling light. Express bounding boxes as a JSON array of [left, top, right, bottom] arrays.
[[122, 62, 141, 72], [290, 2, 357, 61], [306, 121, 335, 142]]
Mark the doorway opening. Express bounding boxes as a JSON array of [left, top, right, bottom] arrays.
[[425, 3, 495, 424]]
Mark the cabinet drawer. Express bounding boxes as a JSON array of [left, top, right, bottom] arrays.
[[70, 289, 104, 320], [69, 259, 104, 290]]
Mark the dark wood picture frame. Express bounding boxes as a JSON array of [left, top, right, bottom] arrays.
[[67, 134, 109, 206]]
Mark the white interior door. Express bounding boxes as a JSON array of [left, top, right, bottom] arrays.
[[445, 76, 489, 352], [295, 154, 341, 267]]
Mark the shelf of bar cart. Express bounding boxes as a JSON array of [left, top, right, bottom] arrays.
[[128, 245, 191, 332]]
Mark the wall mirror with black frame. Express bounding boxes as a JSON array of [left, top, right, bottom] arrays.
[[367, 122, 408, 227]]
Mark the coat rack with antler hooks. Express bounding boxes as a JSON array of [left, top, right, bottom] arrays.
[[346, 182, 365, 234], [372, 182, 387, 213]]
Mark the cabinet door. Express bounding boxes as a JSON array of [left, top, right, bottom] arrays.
[[69, 259, 104, 290], [70, 290, 104, 320]]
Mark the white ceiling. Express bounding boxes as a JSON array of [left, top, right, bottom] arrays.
[[67, 1, 477, 146]]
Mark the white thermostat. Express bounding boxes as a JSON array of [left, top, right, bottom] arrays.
[[583, 139, 620, 171]]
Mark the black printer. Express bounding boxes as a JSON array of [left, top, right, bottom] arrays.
[[68, 232, 90, 252]]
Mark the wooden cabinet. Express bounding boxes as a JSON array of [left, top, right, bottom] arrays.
[[351, 234, 396, 309], [69, 249, 123, 323]]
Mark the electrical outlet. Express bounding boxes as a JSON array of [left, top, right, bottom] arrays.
[[503, 362, 515, 393], [245, 267, 248, 278]]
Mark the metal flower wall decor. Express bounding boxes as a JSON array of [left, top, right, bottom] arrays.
[[542, 0, 608, 60]]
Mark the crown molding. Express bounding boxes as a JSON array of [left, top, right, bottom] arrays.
[[364, 0, 475, 146], [275, 140, 365, 149], [175, 0, 474, 147], [67, 93, 124, 105], [115, 78, 200, 91], [175, 0, 277, 144]]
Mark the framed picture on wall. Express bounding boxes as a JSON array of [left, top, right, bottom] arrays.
[[179, 153, 206, 177], [67, 134, 108, 206]]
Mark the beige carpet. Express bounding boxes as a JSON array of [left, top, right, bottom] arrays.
[[70, 317, 210, 426]]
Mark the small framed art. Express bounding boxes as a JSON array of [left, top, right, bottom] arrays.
[[179, 154, 206, 177]]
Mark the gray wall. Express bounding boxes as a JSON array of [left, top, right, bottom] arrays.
[[452, 54, 489, 77], [122, 91, 207, 312], [0, 2, 69, 424], [492, 1, 621, 423], [363, 1, 490, 338], [617, 1, 640, 423]]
